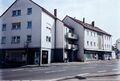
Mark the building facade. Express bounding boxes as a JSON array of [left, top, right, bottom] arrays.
[[0, 0, 56, 65], [53, 19, 78, 62], [115, 38, 120, 59], [63, 16, 112, 61], [0, 0, 113, 65]]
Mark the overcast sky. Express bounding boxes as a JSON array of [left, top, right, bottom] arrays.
[[0, 0, 120, 44]]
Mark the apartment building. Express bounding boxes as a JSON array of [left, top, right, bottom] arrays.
[[53, 19, 78, 62], [0, 0, 56, 65], [63, 16, 112, 61], [0, 0, 113, 65]]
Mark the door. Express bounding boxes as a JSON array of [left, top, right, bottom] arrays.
[[42, 50, 48, 64], [34, 52, 40, 65]]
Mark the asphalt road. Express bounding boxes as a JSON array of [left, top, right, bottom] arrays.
[[0, 60, 120, 80]]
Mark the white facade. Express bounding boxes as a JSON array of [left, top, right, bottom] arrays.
[[0, 0, 55, 65], [0, 0, 42, 49], [84, 29, 112, 51], [84, 29, 98, 50], [41, 11, 55, 64], [63, 16, 112, 61]]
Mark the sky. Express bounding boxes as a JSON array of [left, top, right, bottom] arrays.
[[0, 0, 120, 44]]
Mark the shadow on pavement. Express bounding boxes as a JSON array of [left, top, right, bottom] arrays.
[[56, 76, 86, 81]]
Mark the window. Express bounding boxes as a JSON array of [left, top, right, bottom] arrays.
[[1, 36, 6, 44], [27, 8, 32, 15], [91, 32, 92, 36], [46, 36, 51, 42], [2, 24, 6, 31], [27, 35, 32, 43], [91, 42, 92, 46], [46, 36, 49, 42], [94, 42, 96, 46], [48, 37, 51, 42], [87, 30, 89, 35], [11, 36, 20, 44], [87, 41, 89, 46], [94, 32, 95, 37], [27, 21, 32, 29], [12, 10, 21, 16], [12, 22, 21, 30]]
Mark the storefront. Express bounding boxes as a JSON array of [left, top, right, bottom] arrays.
[[84, 50, 99, 61]]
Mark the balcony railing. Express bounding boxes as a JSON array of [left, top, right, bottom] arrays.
[[65, 44, 78, 50], [72, 44, 78, 50], [66, 32, 78, 40]]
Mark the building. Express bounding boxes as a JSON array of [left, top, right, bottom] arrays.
[[63, 16, 112, 61], [115, 38, 120, 59], [0, 0, 113, 66], [53, 19, 78, 62], [0, 0, 57, 65]]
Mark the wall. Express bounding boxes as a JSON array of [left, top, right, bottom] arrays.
[[0, 0, 42, 49], [41, 11, 55, 49], [63, 17, 85, 61], [84, 29, 98, 50], [103, 35, 112, 51], [41, 11, 55, 63]]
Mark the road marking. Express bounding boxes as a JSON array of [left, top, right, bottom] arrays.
[[112, 69, 119, 71], [45, 70, 66, 74], [98, 70, 106, 73], [82, 67, 95, 69], [11, 69, 24, 71], [29, 68, 49, 72], [77, 73, 90, 76]]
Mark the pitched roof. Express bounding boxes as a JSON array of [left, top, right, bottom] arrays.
[[0, 0, 56, 19], [65, 15, 111, 36]]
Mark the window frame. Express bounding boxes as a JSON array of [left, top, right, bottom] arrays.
[[27, 8, 32, 15], [1, 36, 6, 44], [27, 35, 32, 43], [12, 10, 21, 16], [2, 24, 6, 31], [27, 21, 32, 29], [12, 22, 21, 30]]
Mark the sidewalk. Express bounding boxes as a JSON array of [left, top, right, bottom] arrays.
[[21, 59, 119, 68], [51, 59, 119, 66]]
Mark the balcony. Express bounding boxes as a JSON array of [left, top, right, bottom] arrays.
[[66, 32, 78, 40], [65, 44, 78, 50], [65, 44, 72, 49], [72, 44, 78, 50]]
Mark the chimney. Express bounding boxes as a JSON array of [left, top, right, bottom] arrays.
[[83, 18, 85, 23], [54, 9, 57, 17], [91, 21, 95, 27]]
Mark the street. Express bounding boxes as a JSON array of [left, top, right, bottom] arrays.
[[0, 60, 120, 81]]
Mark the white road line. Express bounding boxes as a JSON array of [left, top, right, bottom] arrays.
[[77, 73, 90, 76], [11, 69, 24, 71], [98, 70, 107, 73], [82, 67, 95, 69], [45, 70, 66, 74], [29, 68, 49, 72], [112, 69, 119, 71]]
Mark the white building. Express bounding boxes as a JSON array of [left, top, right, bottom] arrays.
[[0, 0, 56, 65], [0, 0, 113, 65], [115, 38, 120, 59], [63, 16, 112, 61], [54, 19, 78, 62]]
